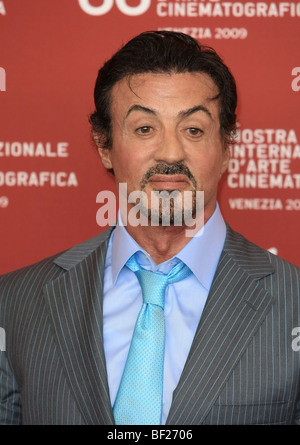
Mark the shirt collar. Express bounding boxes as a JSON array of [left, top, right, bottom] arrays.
[[176, 203, 226, 290], [111, 211, 144, 284], [111, 204, 226, 291]]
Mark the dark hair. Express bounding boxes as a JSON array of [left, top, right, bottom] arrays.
[[90, 30, 237, 149]]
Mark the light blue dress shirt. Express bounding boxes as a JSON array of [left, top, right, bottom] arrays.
[[102, 203, 226, 424]]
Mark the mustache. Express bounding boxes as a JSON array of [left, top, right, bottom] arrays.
[[140, 162, 197, 189]]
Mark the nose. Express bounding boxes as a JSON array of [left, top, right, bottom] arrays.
[[154, 129, 185, 164]]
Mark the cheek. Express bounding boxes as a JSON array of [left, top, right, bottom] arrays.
[[196, 152, 223, 173], [111, 141, 152, 177], [109, 150, 141, 187], [190, 152, 226, 187]]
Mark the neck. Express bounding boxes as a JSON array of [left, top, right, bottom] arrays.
[[126, 225, 191, 264], [122, 206, 213, 264]]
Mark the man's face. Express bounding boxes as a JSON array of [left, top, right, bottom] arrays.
[[99, 72, 229, 224]]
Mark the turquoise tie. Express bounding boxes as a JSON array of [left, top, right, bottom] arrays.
[[113, 254, 192, 425]]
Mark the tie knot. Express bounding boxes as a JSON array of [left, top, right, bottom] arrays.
[[135, 269, 168, 308], [126, 255, 192, 309]]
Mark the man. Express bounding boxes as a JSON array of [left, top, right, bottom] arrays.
[[0, 31, 300, 425]]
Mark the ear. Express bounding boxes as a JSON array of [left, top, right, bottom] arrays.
[[98, 147, 113, 170], [220, 145, 230, 175], [92, 131, 113, 169]]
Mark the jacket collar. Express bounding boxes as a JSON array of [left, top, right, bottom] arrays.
[[43, 227, 115, 425], [166, 224, 275, 424]]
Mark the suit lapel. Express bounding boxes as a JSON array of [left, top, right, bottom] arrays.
[[167, 226, 275, 425], [43, 229, 115, 425]]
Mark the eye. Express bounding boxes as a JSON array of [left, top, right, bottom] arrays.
[[136, 126, 153, 135], [187, 127, 203, 137]]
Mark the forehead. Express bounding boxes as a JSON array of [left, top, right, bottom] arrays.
[[110, 72, 220, 118]]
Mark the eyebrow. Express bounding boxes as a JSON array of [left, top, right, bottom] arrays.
[[178, 105, 213, 120], [125, 105, 156, 120], [125, 103, 213, 120]]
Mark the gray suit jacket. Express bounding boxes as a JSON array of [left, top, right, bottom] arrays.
[[0, 225, 300, 425]]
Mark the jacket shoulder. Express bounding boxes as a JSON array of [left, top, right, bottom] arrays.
[[0, 227, 113, 300], [224, 224, 300, 280]]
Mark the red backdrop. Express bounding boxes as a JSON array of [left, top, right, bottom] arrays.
[[1, 0, 299, 274]]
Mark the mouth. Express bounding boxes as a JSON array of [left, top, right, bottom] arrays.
[[148, 174, 190, 190]]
